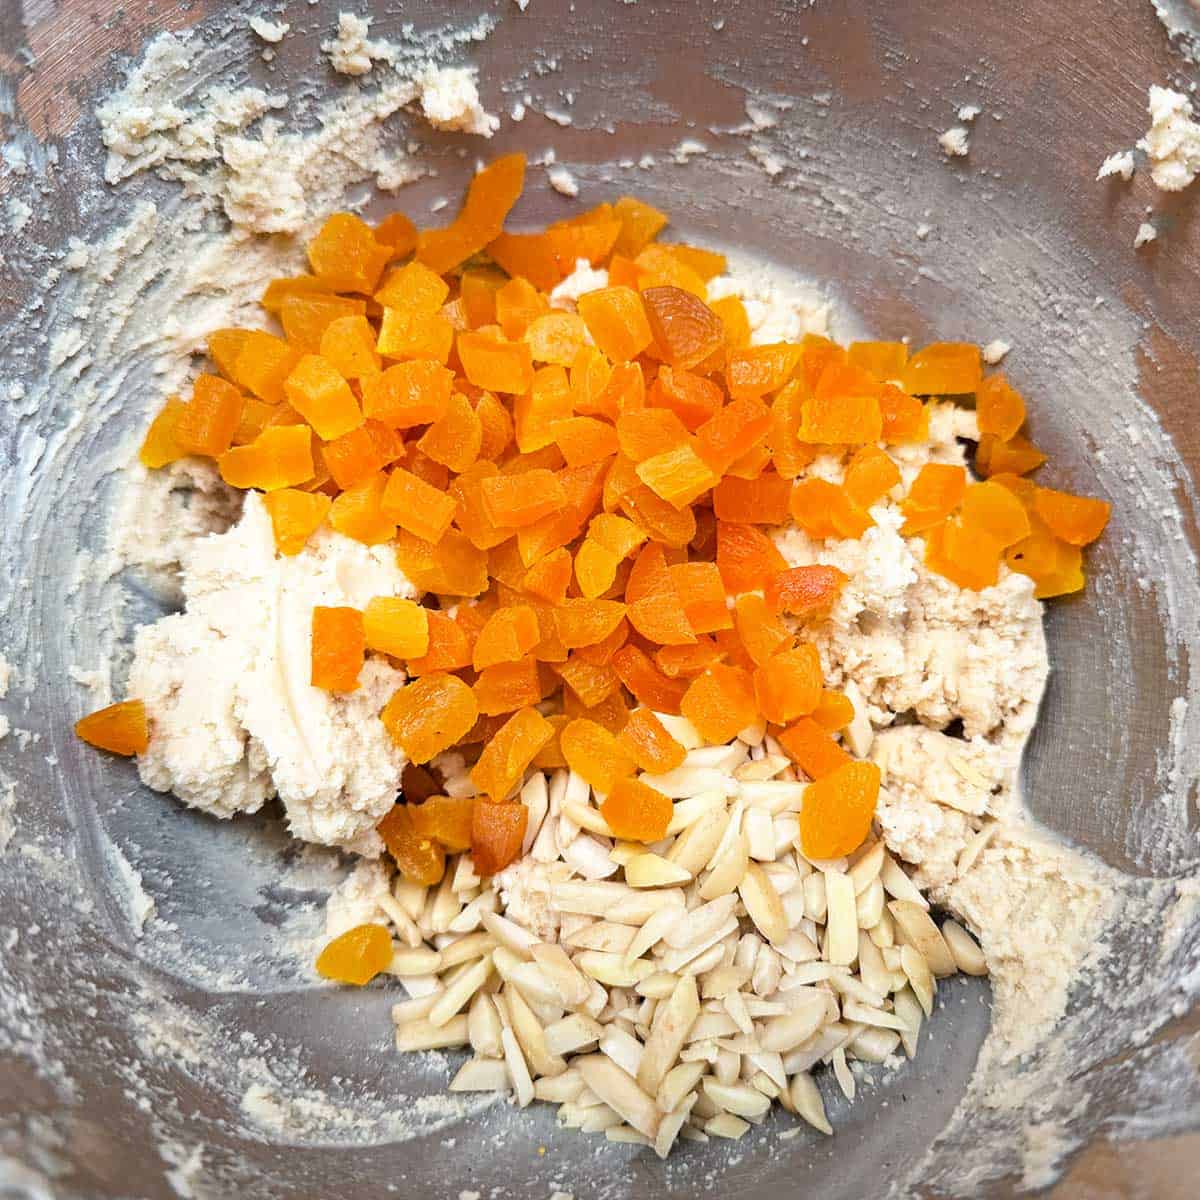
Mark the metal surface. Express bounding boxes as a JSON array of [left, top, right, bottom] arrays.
[[0, 1, 1198, 1197]]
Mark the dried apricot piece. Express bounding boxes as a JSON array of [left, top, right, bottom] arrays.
[[612, 196, 669, 257], [899, 463, 967, 534], [470, 707, 555, 801], [311, 606, 365, 692], [843, 446, 902, 510], [560, 718, 637, 792], [378, 804, 446, 885], [532, 714, 572, 770], [616, 408, 691, 462], [797, 334, 846, 394], [767, 383, 817, 480], [263, 489, 331, 556], [373, 260, 449, 315], [713, 472, 792, 525], [476, 391, 515, 461], [732, 593, 792, 666], [381, 673, 479, 763], [777, 716, 852, 780], [549, 416, 619, 468], [175, 375, 245, 458], [365, 360, 452, 428], [525, 312, 589, 366], [976, 432, 1047, 478], [416, 391, 483, 473], [635, 244, 708, 298], [648, 366, 723, 430], [518, 460, 609, 564], [601, 777, 673, 841], [514, 366, 573, 452], [975, 374, 1026, 440], [409, 796, 475, 853], [473, 606, 541, 669], [725, 344, 803, 400], [878, 383, 930, 444], [636, 442, 718, 509], [481, 469, 567, 528], [407, 611, 473, 675], [315, 923, 393, 985], [925, 518, 1003, 591], [321, 420, 404, 490], [628, 590, 698, 646], [474, 657, 544, 715], [495, 276, 550, 339], [522, 546, 573, 604], [789, 478, 872, 540], [799, 760, 880, 859], [611, 644, 688, 713], [363, 596, 430, 660], [458, 331, 536, 395], [329, 471, 395, 545], [715, 522, 788, 595], [960, 481, 1032, 548], [811, 689, 855, 732], [308, 212, 391, 294], [320, 314, 383, 381], [680, 665, 758, 744], [375, 211, 419, 259], [695, 395, 772, 474], [847, 341, 907, 381], [233, 331, 301, 405], [764, 565, 849, 617], [577, 287, 653, 363], [574, 538, 621, 599], [1033, 487, 1112, 546], [208, 328, 250, 381], [642, 286, 725, 369], [283, 354, 363, 441], [614, 709, 686, 774], [554, 598, 628, 648], [396, 527, 490, 597], [461, 267, 506, 328], [901, 342, 982, 395], [669, 561, 733, 634], [556, 654, 622, 708], [471, 799, 529, 875], [799, 362, 884, 444], [663, 242, 727, 281], [74, 699, 149, 756], [753, 642, 823, 724], [139, 397, 188, 469], [280, 294, 366, 353], [378, 467, 457, 544], [219, 425, 315, 491], [261, 274, 335, 313]]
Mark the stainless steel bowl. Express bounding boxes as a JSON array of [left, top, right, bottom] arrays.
[[1, 1, 1198, 1197]]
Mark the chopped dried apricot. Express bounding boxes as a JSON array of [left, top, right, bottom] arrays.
[[960, 481, 1031, 548], [799, 760, 880, 859], [374, 260, 449, 315], [560, 718, 637, 792], [175, 375, 245, 458], [381, 673, 478, 763], [799, 362, 884, 444], [753, 642, 823, 724], [525, 312, 589, 366], [628, 590, 698, 646], [514, 366, 573, 452], [695, 395, 772, 474], [976, 432, 1047, 478], [283, 354, 363, 441], [362, 361, 454, 428], [281, 294, 366, 353], [219, 425, 315, 491], [601, 777, 673, 841], [642, 286, 725, 369], [417, 153, 526, 274], [611, 644, 688, 713], [550, 416, 619, 468], [458, 331, 535, 395], [461, 267, 506, 328], [680, 664, 757, 744], [1033, 487, 1112, 546], [555, 598, 628, 649], [308, 212, 391, 294], [471, 798, 529, 875], [777, 716, 852, 781], [363, 596, 430, 660], [843, 446, 902, 510], [474, 657, 544, 714], [481, 468, 567, 528], [380, 467, 457, 544], [315, 923, 393, 986], [378, 804, 446, 885], [395, 527, 490, 596], [648, 366, 723, 430], [612, 196, 669, 257], [409, 795, 475, 853], [417, 391, 483, 473], [320, 314, 383, 381], [470, 706, 555, 801], [925, 518, 1003, 591], [716, 522, 788, 595], [636, 442, 718, 509], [556, 654, 621, 708], [614, 709, 686, 774], [767, 383, 817, 480], [617, 408, 691, 462], [669, 561, 732, 634], [901, 342, 982, 395], [74, 699, 149, 756], [975, 374, 1026, 441], [522, 546, 573, 604], [732, 593, 792, 665], [139, 397, 188, 469], [789, 478, 872, 540], [900, 463, 967, 534], [726, 344, 802, 400], [713, 472, 792, 525], [764, 565, 849, 617], [321, 420, 404, 490], [847, 341, 907, 381], [375, 211, 419, 259], [407, 611, 473, 675], [577, 287, 653, 363], [473, 606, 541, 669], [811, 689, 855, 732], [263, 488, 331, 556], [329, 471, 395, 545], [311, 606, 365, 692], [878, 384, 929, 444]]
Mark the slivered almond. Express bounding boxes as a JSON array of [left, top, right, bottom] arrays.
[[577, 1054, 661, 1140], [824, 870, 858, 967], [449, 1057, 510, 1092], [625, 853, 692, 888], [395, 1016, 470, 1052], [637, 973, 700, 1095], [738, 863, 788, 946], [888, 900, 957, 976]]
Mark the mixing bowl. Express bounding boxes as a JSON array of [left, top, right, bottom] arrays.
[[1, 1, 1198, 1197]]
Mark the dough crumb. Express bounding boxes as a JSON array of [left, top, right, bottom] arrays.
[[249, 15, 289, 43], [415, 66, 499, 137], [1138, 85, 1200, 191], [957, 104, 981, 122], [322, 12, 394, 77], [983, 339, 1011, 364], [916, 222, 933, 240], [1096, 149, 1135, 181], [939, 126, 970, 157], [548, 165, 578, 196], [1134, 220, 1157, 248]]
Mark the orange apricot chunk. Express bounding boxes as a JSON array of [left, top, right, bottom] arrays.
[[525, 312, 589, 366], [531, 714, 571, 770], [476, 390, 515, 461], [488, 232, 564, 291], [514, 366, 573, 452], [363, 596, 430, 660], [899, 463, 968, 534], [457, 331, 536, 395], [556, 654, 621, 708], [461, 267, 506, 328], [473, 606, 541, 670], [329, 471, 395, 545], [636, 442, 718, 509], [642, 286, 726, 370], [635, 243, 707, 298], [320, 315, 383, 381], [611, 644, 688, 714], [811, 688, 855, 732], [900, 342, 982, 395], [471, 798, 529, 876], [777, 716, 852, 781], [1033, 487, 1112, 546], [713, 472, 793, 525], [139, 397, 188, 469], [232, 331, 301, 405], [495, 276, 551, 339], [767, 383, 817, 480], [975, 374, 1026, 440], [601, 777, 673, 842], [378, 804, 446, 886], [523, 546, 574, 604], [379, 467, 457, 544], [560, 718, 637, 792], [628, 590, 699, 646], [625, 540, 673, 601], [550, 416, 620, 468], [280, 293, 366, 353], [614, 709, 687, 775], [409, 796, 475, 853], [924, 518, 1003, 591], [315, 923, 393, 986], [311, 606, 365, 692], [649, 366, 724, 430], [680, 664, 758, 744], [798, 334, 847, 394], [799, 362, 884, 444], [474, 657, 544, 715], [263, 489, 331, 556], [219, 425, 315, 491], [670, 561, 733, 634], [416, 391, 483, 473], [960, 481, 1032, 548], [612, 196, 669, 257], [976, 431, 1047, 478], [789, 478, 872, 540], [74, 699, 149, 756], [564, 687, 630, 735], [481, 469, 567, 528], [208, 328, 250, 380], [799, 760, 881, 859], [575, 538, 622, 599], [518, 460, 609, 564], [407, 611, 473, 675], [283, 354, 363, 441], [470, 706, 555, 801], [878, 383, 930, 444], [362, 361, 454, 429], [617, 408, 691, 462], [663, 242, 727, 281], [847, 340, 908, 381], [321, 420, 404, 490], [725, 344, 803, 400], [753, 642, 823, 724], [175, 375, 245, 458], [695, 395, 772, 474], [716, 521, 789, 595], [577, 287, 654, 363], [733, 593, 792, 666], [395, 527, 490, 596], [376, 310, 454, 362], [261, 274, 335, 313], [307, 212, 391, 294], [843, 446, 902, 510], [764, 565, 849, 617], [374, 260, 449, 315], [1011, 534, 1086, 599], [381, 673, 479, 763], [554, 598, 628, 649], [374, 211, 419, 259], [710, 294, 751, 353]]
